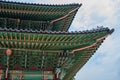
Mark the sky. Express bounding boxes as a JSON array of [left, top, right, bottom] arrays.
[[8, 0, 120, 80]]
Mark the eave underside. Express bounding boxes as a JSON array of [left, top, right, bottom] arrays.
[[0, 27, 114, 79], [0, 1, 82, 31], [0, 28, 111, 50]]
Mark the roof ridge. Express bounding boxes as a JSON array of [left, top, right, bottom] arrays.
[[0, 27, 114, 34], [0, 0, 82, 7]]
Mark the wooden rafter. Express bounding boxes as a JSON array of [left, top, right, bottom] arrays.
[[50, 7, 80, 23], [70, 34, 109, 53], [0, 9, 65, 15]]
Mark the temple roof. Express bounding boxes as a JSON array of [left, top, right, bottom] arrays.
[[0, 27, 114, 80], [0, 1, 82, 31], [0, 26, 114, 52], [0, 1, 114, 80]]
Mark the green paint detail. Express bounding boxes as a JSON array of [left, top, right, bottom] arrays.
[[0, 1, 81, 31], [70, 77, 75, 80], [62, 40, 104, 80], [0, 31, 108, 50], [0, 30, 110, 79]]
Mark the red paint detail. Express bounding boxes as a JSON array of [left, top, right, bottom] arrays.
[[6, 49, 12, 56], [14, 65, 21, 70], [45, 66, 52, 71], [30, 66, 37, 70], [4, 73, 10, 80], [54, 73, 60, 80], [0, 64, 2, 70]]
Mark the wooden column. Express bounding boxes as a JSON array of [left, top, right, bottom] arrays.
[[12, 70, 14, 80], [0, 70, 2, 80]]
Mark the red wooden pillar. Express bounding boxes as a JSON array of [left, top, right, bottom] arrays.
[[4, 73, 10, 80], [54, 73, 60, 80], [0, 64, 3, 80]]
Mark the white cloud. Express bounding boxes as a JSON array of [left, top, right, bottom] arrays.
[[69, 0, 119, 31]]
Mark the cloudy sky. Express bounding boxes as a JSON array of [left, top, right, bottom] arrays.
[[8, 0, 120, 80]]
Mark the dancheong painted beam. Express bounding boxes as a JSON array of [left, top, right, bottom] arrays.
[[0, 1, 114, 80], [0, 1, 82, 31]]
